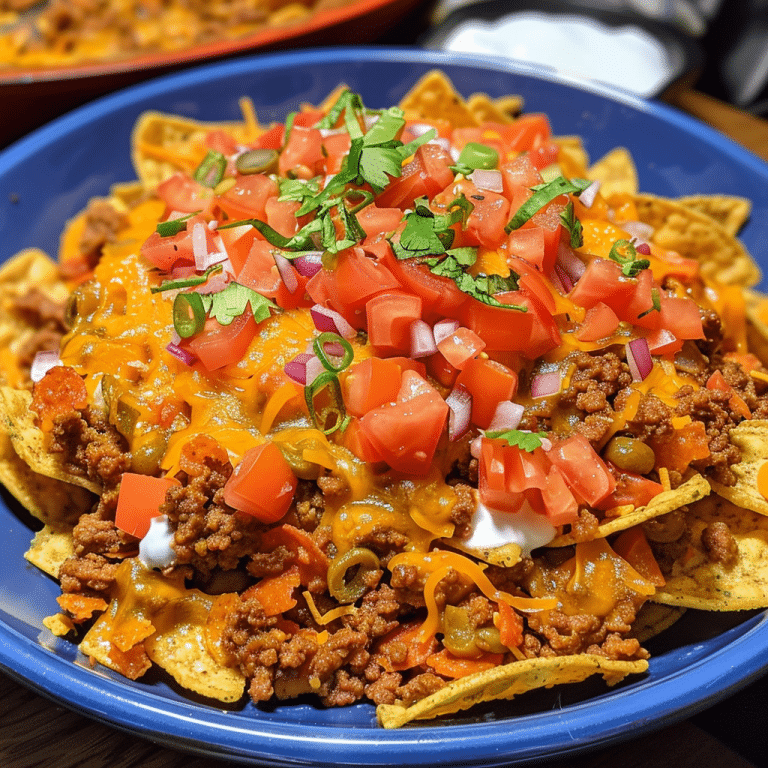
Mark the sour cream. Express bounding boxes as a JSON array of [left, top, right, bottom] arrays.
[[463, 498, 556, 558], [138, 515, 176, 570]]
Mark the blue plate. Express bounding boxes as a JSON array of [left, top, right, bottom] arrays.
[[1, 47, 768, 767]]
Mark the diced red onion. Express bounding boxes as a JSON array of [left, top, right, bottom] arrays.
[[170, 265, 197, 279], [30, 350, 62, 382], [294, 251, 324, 278], [470, 435, 484, 459], [446, 384, 473, 441], [273, 252, 299, 293], [470, 169, 504, 193], [410, 319, 438, 359], [450, 146, 461, 163], [626, 337, 653, 381], [285, 353, 324, 386], [310, 304, 356, 339], [531, 370, 562, 398], [578, 180, 601, 208], [433, 318, 460, 345], [166, 342, 196, 366], [319, 128, 346, 138], [623, 220, 655, 242], [408, 123, 435, 138], [556, 242, 586, 282], [486, 400, 525, 432], [634, 241, 652, 255], [207, 220, 219, 231], [429, 137, 452, 152], [553, 263, 574, 293]]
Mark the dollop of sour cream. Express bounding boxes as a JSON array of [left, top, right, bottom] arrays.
[[462, 498, 557, 558], [139, 515, 176, 570]]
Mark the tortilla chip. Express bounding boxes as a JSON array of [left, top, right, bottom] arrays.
[[145, 622, 246, 703], [633, 193, 761, 286], [587, 147, 638, 198], [466, 93, 521, 125], [376, 655, 648, 728], [0, 387, 101, 494], [677, 195, 751, 236], [652, 495, 768, 610], [24, 523, 75, 577], [398, 70, 479, 128], [449, 540, 522, 568], [554, 135, 590, 179], [708, 420, 768, 516], [630, 603, 686, 643], [550, 473, 710, 547]]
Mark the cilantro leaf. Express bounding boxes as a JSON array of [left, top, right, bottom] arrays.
[[278, 177, 321, 203], [560, 201, 584, 248], [200, 282, 277, 326], [505, 176, 593, 233], [485, 429, 546, 452]]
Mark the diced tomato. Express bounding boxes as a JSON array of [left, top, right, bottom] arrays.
[[500, 114, 552, 153], [436, 326, 486, 370], [223, 441, 297, 523], [206, 129, 239, 155], [357, 205, 404, 238], [236, 239, 307, 309], [342, 357, 403, 417], [115, 474, 180, 538], [358, 375, 448, 475], [251, 124, 284, 150], [140, 213, 209, 271], [478, 438, 521, 512], [511, 257, 557, 314], [649, 420, 711, 474], [218, 224, 256, 274], [461, 292, 560, 359], [569, 258, 637, 316], [506, 227, 546, 270], [658, 296, 704, 340], [184, 310, 259, 370], [538, 465, 579, 525], [279, 126, 324, 178], [425, 351, 459, 388], [265, 197, 300, 238], [218, 173, 278, 221], [575, 301, 620, 342], [341, 417, 382, 464], [322, 132, 352, 174], [156, 173, 214, 216], [597, 463, 664, 510], [706, 369, 752, 420], [307, 247, 402, 328], [375, 144, 454, 210], [500, 154, 543, 196], [548, 433, 616, 506], [455, 357, 518, 429], [465, 187, 511, 249]]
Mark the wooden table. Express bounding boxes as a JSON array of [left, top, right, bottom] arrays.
[[2, 87, 767, 768]]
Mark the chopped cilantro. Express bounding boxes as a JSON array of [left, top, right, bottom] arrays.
[[505, 176, 592, 233], [199, 282, 277, 326], [560, 201, 584, 248], [150, 264, 222, 294], [485, 429, 547, 452], [637, 287, 662, 319]]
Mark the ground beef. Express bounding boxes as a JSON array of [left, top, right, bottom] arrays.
[[50, 406, 130, 489], [284, 480, 325, 532], [70, 507, 136, 559], [58, 552, 118, 596], [449, 483, 475, 539], [162, 456, 263, 578], [701, 521, 738, 566], [349, 525, 409, 567], [388, 672, 447, 707]]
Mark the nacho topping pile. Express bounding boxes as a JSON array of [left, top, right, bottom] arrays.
[[3, 70, 768, 728]]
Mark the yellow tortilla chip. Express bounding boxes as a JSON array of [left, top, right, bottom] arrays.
[[708, 420, 768, 516], [554, 135, 590, 179], [398, 70, 479, 128], [677, 194, 751, 236], [145, 622, 246, 703], [376, 655, 648, 728], [550, 473, 710, 547], [587, 147, 638, 198], [24, 523, 75, 578], [0, 387, 101, 494], [449, 540, 522, 568], [466, 93, 521, 125], [652, 495, 768, 610], [633, 193, 761, 286]]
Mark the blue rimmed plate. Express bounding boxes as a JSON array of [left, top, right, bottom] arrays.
[[1, 47, 767, 767]]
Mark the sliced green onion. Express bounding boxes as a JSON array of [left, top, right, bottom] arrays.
[[505, 176, 592, 233], [457, 142, 498, 171], [151, 264, 222, 294], [305, 371, 348, 434], [156, 211, 199, 237], [313, 332, 354, 373], [609, 238, 650, 277], [193, 150, 227, 188], [173, 292, 206, 338], [235, 148, 278, 175]]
